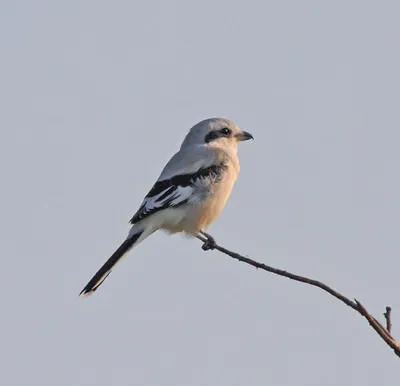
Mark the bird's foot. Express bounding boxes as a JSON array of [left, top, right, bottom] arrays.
[[200, 232, 217, 251]]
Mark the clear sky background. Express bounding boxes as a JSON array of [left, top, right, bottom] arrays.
[[1, 1, 399, 385]]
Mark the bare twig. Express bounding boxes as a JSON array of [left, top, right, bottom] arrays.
[[196, 235, 400, 358], [384, 307, 392, 334]]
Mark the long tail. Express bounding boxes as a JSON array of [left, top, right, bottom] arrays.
[[79, 227, 147, 297]]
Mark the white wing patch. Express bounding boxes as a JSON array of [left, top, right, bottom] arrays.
[[129, 184, 194, 224]]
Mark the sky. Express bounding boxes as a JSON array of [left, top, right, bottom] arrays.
[[1, 1, 399, 385]]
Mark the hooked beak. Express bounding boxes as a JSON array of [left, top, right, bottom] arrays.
[[236, 130, 254, 141]]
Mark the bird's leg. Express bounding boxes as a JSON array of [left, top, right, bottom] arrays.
[[199, 231, 217, 251]]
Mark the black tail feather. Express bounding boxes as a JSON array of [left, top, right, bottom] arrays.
[[79, 231, 143, 296]]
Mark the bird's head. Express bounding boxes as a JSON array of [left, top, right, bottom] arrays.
[[181, 118, 253, 153]]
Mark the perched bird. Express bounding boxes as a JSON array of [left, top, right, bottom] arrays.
[[79, 118, 253, 296]]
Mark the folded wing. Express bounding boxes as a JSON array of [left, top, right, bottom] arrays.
[[129, 164, 226, 224]]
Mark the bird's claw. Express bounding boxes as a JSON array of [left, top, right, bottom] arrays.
[[202, 237, 217, 251]]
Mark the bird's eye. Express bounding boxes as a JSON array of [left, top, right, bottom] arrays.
[[220, 127, 231, 136]]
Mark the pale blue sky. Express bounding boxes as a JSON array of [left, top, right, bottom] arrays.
[[1, 1, 399, 385]]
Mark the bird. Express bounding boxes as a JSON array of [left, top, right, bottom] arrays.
[[79, 118, 253, 297]]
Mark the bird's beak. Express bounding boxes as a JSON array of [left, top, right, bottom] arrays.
[[236, 131, 254, 141]]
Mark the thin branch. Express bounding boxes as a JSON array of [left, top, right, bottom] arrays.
[[196, 235, 400, 358], [384, 307, 393, 334]]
